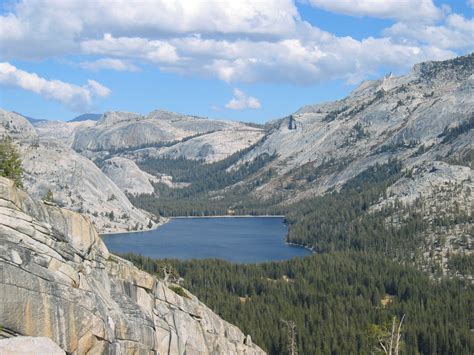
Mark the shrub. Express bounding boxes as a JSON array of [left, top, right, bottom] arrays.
[[168, 285, 190, 299]]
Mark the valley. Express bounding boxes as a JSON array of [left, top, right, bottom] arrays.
[[0, 54, 472, 354]]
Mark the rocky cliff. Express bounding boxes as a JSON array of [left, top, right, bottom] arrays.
[[234, 54, 473, 202], [0, 176, 264, 354], [0, 110, 157, 233], [71, 110, 263, 160], [101, 156, 163, 195]]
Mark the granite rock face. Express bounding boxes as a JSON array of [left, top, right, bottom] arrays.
[[234, 54, 473, 202], [0, 109, 37, 141], [136, 128, 264, 163], [100, 156, 160, 195], [0, 110, 156, 233], [33, 119, 96, 146], [0, 336, 65, 355], [72, 110, 261, 156], [0, 177, 265, 354]]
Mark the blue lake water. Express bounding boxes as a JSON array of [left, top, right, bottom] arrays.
[[101, 217, 311, 263]]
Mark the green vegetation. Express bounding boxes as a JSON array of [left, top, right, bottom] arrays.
[[285, 160, 421, 254], [131, 139, 280, 216], [168, 285, 190, 298], [438, 115, 474, 144], [42, 189, 54, 203], [0, 135, 23, 187], [447, 254, 474, 277], [125, 148, 473, 354], [124, 253, 473, 355]]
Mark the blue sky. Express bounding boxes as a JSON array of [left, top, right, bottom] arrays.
[[0, 1, 472, 123]]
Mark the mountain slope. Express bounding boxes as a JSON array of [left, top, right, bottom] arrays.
[[0, 110, 157, 233], [72, 110, 262, 155], [232, 54, 472, 201], [69, 113, 102, 122], [0, 176, 264, 354], [32, 119, 96, 146], [127, 54, 472, 276]]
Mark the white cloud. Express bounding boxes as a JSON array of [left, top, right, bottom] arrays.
[[79, 58, 140, 72], [225, 89, 261, 110], [0, 0, 469, 87], [305, 0, 443, 22], [385, 14, 474, 50], [0, 0, 298, 61], [86, 79, 111, 97], [0, 62, 110, 111], [81, 34, 180, 64], [159, 34, 453, 85]]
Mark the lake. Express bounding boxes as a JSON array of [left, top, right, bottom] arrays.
[[101, 217, 312, 263]]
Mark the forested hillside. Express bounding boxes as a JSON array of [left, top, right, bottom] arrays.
[[124, 253, 473, 354], [125, 157, 473, 354]]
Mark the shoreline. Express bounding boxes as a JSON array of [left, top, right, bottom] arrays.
[[285, 241, 315, 253], [100, 215, 286, 236], [100, 217, 170, 236]]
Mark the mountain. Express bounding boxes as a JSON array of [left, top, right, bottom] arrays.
[[72, 110, 264, 162], [101, 156, 163, 195], [0, 53, 472, 354], [0, 176, 263, 354], [0, 109, 38, 140], [69, 113, 102, 122], [1, 54, 474, 262], [32, 119, 97, 146], [234, 54, 472, 202], [127, 54, 472, 277], [0, 110, 157, 233]]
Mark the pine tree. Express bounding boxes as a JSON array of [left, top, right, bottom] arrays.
[[42, 189, 54, 203], [0, 135, 23, 187]]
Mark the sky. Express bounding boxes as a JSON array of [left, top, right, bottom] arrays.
[[0, 0, 472, 123]]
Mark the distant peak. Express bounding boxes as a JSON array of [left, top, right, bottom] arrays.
[[412, 53, 473, 81], [69, 113, 102, 122], [147, 109, 207, 121], [98, 111, 142, 125]]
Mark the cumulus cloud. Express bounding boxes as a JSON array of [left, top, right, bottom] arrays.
[[0, 0, 469, 87], [225, 89, 261, 110], [385, 14, 474, 50], [305, 0, 443, 22], [81, 34, 180, 63], [79, 58, 140, 72], [0, 0, 298, 61], [0, 62, 110, 111]]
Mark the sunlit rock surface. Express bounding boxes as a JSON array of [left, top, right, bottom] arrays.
[[0, 177, 265, 354]]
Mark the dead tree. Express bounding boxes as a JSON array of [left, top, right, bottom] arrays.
[[378, 314, 405, 355], [281, 319, 297, 355], [162, 265, 179, 284]]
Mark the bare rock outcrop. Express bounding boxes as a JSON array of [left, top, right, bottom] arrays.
[[0, 176, 265, 354], [135, 128, 264, 163], [101, 156, 160, 195], [0, 110, 156, 233], [0, 336, 65, 355], [235, 53, 473, 202], [72, 110, 254, 154]]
